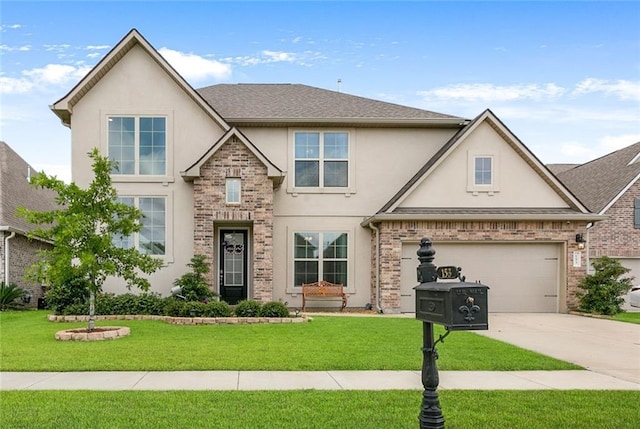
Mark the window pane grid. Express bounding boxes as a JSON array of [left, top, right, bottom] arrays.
[[474, 157, 492, 185], [108, 116, 166, 176], [294, 232, 347, 287], [113, 196, 165, 256], [294, 132, 348, 188]]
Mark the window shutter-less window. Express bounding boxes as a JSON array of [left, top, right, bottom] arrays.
[[635, 198, 640, 229]]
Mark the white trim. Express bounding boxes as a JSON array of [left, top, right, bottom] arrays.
[[599, 172, 640, 214], [467, 151, 501, 193]]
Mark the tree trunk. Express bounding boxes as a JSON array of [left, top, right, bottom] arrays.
[[88, 289, 95, 331]]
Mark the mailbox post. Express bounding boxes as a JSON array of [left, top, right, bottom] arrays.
[[413, 238, 489, 429]]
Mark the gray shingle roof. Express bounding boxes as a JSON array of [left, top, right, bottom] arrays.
[[0, 142, 58, 234], [556, 142, 640, 213], [196, 84, 463, 124]]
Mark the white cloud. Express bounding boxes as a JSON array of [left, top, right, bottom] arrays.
[[158, 47, 231, 82], [0, 44, 31, 52], [0, 64, 92, 94], [0, 24, 22, 31], [599, 134, 640, 151], [262, 50, 296, 63], [418, 83, 566, 102], [32, 163, 71, 184], [85, 45, 110, 50], [573, 78, 640, 101]]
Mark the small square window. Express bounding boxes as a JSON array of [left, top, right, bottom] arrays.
[[226, 178, 241, 204]]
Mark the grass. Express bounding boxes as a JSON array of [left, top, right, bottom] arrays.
[[612, 311, 640, 324], [1, 390, 638, 428], [0, 311, 579, 371]]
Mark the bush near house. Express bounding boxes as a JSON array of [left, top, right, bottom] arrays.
[[577, 256, 634, 315], [54, 292, 287, 318], [0, 282, 27, 311], [172, 255, 217, 302]]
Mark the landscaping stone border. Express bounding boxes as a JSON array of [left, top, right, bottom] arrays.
[[48, 314, 310, 325], [55, 326, 130, 341]]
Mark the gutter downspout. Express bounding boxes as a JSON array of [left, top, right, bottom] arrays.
[[585, 222, 594, 275], [4, 230, 16, 285], [368, 223, 383, 313]]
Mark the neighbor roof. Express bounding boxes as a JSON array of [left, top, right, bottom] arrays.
[[0, 142, 58, 235], [197, 84, 466, 127], [556, 141, 640, 214]]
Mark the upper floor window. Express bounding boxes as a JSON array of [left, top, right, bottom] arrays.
[[474, 156, 493, 185], [226, 178, 241, 204], [634, 198, 640, 229], [108, 116, 166, 175], [294, 132, 349, 188], [467, 152, 499, 193]]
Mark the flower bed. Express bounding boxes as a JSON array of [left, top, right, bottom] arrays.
[[48, 314, 309, 325]]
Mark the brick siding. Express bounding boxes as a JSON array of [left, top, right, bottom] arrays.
[[0, 231, 52, 307], [372, 219, 589, 312], [589, 181, 640, 259], [192, 137, 274, 302]]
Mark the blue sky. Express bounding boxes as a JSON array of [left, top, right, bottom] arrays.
[[1, 1, 639, 183]]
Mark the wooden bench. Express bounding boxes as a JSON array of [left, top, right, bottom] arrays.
[[302, 280, 347, 312]]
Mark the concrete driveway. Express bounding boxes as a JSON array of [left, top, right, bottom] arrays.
[[477, 313, 640, 384]]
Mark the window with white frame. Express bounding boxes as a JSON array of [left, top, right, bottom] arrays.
[[474, 156, 493, 185], [113, 196, 166, 255], [226, 178, 241, 204], [108, 116, 166, 175], [467, 152, 499, 193], [294, 132, 349, 188], [293, 232, 348, 287]]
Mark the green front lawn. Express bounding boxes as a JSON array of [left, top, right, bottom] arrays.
[[612, 311, 640, 324], [0, 311, 579, 371], [2, 390, 638, 429]]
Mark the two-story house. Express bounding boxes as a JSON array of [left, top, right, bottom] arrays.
[[51, 29, 601, 313]]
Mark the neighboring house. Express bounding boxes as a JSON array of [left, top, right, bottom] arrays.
[[553, 142, 640, 282], [50, 29, 602, 313], [0, 141, 57, 307]]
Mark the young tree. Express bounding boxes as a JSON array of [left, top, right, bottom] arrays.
[[18, 148, 164, 330]]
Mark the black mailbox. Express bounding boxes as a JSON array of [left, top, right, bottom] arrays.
[[413, 237, 489, 331], [415, 281, 489, 330]]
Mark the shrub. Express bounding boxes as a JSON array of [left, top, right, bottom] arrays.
[[202, 301, 232, 317], [234, 299, 262, 317], [163, 299, 188, 317], [0, 283, 26, 311], [173, 255, 216, 302], [259, 301, 290, 317], [45, 275, 90, 314], [578, 256, 634, 315]]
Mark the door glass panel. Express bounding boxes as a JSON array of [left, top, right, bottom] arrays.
[[223, 232, 245, 286]]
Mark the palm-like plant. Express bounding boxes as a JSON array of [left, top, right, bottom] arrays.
[[0, 282, 25, 311]]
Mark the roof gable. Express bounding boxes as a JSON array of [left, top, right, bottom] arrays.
[[51, 29, 229, 131], [181, 127, 284, 187], [556, 141, 640, 213], [197, 83, 466, 127], [377, 109, 590, 215]]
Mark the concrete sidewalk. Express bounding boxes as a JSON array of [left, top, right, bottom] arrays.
[[1, 370, 638, 391]]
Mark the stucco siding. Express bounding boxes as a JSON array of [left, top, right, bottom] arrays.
[[400, 122, 569, 208]]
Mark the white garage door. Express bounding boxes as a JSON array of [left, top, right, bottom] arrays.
[[401, 242, 562, 313]]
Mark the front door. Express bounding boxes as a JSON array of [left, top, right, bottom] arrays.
[[219, 230, 248, 305]]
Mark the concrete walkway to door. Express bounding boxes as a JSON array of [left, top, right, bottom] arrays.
[[477, 313, 640, 384]]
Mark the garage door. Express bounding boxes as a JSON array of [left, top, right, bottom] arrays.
[[400, 242, 562, 313], [617, 258, 640, 285]]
